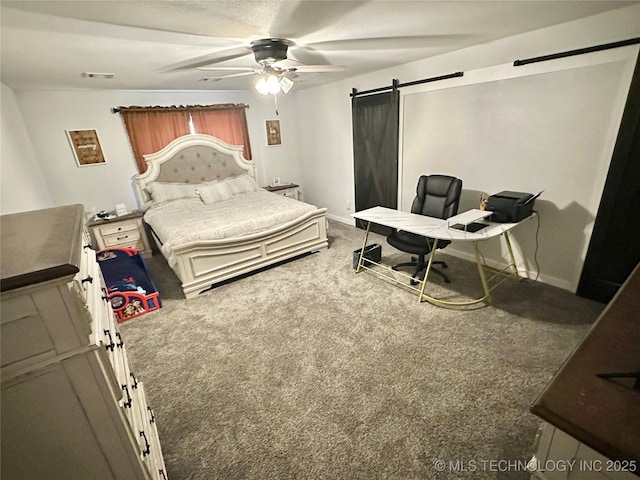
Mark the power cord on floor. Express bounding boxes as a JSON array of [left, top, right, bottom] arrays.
[[528, 210, 542, 283]]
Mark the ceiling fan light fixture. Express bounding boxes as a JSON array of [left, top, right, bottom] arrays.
[[279, 76, 294, 94], [256, 74, 282, 95]]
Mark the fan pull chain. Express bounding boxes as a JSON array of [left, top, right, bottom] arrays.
[[273, 93, 279, 116]]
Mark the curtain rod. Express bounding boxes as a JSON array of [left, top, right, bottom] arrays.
[[349, 37, 638, 98], [514, 37, 640, 67], [351, 72, 464, 98], [111, 104, 250, 114]]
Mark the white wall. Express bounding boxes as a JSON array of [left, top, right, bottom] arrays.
[[9, 89, 302, 214], [400, 50, 636, 290], [292, 4, 640, 291], [3, 4, 639, 291], [1, 82, 54, 214]]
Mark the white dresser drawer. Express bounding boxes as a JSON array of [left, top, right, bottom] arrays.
[[1, 295, 56, 369], [136, 382, 168, 480], [529, 423, 638, 480], [1, 282, 95, 374]]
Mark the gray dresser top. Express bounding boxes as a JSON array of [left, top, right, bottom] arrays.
[[1, 204, 84, 292]]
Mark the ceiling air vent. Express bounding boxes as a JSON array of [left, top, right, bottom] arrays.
[[81, 72, 115, 79]]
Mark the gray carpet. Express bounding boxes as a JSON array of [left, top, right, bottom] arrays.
[[119, 220, 603, 480]]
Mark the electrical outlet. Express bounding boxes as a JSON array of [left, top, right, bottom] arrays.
[[272, 177, 280, 186], [346, 200, 352, 211]]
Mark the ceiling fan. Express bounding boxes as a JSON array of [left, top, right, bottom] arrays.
[[197, 38, 346, 94]]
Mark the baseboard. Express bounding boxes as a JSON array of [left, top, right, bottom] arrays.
[[445, 248, 573, 292], [326, 213, 354, 226]]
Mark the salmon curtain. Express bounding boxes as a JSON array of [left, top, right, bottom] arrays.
[[119, 107, 191, 173], [118, 104, 251, 173], [190, 105, 252, 160]]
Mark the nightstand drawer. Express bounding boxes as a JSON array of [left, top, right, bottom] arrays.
[[264, 184, 299, 200], [102, 230, 141, 248], [98, 220, 139, 236], [281, 189, 297, 198]]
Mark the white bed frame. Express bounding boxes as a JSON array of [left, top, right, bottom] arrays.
[[134, 134, 328, 299]]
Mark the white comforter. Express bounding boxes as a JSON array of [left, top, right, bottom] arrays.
[[144, 189, 319, 267]]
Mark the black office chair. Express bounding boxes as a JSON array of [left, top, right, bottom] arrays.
[[387, 174, 462, 284]]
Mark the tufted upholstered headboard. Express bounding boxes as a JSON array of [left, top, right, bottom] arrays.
[[133, 134, 257, 209]]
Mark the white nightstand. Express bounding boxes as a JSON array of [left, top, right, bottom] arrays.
[[264, 183, 299, 200], [87, 210, 152, 257]]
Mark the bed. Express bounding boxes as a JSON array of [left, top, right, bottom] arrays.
[[134, 134, 329, 299]]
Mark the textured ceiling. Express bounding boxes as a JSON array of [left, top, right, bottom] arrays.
[[1, 0, 636, 92]]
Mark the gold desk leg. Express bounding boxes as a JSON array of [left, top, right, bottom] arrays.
[[356, 221, 372, 273], [503, 231, 520, 279], [474, 241, 492, 305], [419, 238, 439, 303]]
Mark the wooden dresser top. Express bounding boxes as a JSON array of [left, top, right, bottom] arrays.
[[1, 204, 84, 292], [531, 262, 640, 466]]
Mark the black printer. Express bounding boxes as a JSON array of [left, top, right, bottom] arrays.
[[486, 191, 541, 223]]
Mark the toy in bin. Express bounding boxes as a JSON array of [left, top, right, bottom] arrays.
[[96, 247, 161, 322]]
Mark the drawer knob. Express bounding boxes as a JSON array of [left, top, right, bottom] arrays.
[[115, 332, 124, 348], [147, 406, 155, 424], [139, 431, 151, 456], [103, 329, 115, 351], [122, 384, 132, 408]]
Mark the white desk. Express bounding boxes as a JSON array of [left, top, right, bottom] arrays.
[[352, 206, 533, 307]]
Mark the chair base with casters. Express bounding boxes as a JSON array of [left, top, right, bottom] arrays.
[[392, 255, 450, 285], [387, 230, 452, 285]]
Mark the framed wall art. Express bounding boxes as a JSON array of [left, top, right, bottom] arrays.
[[66, 129, 106, 167], [266, 120, 282, 146]]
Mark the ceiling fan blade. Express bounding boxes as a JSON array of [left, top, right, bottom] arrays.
[[282, 71, 299, 81], [270, 1, 368, 38], [197, 66, 257, 72], [200, 71, 258, 82], [284, 49, 333, 68], [168, 46, 252, 71], [305, 34, 474, 51], [274, 59, 345, 73], [289, 65, 347, 73]]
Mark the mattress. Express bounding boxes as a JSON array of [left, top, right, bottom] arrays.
[[143, 189, 319, 268]]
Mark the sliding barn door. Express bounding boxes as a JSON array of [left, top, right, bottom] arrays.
[[578, 53, 640, 303], [352, 91, 400, 234]]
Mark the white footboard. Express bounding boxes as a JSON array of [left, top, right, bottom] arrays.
[[170, 209, 328, 298]]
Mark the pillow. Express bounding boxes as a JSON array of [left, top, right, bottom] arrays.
[[198, 180, 234, 204], [146, 182, 203, 204], [225, 174, 261, 196]]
